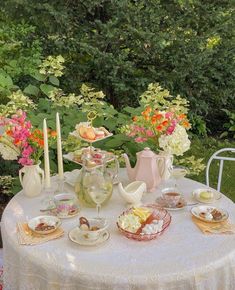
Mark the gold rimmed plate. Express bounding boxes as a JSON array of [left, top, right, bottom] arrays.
[[192, 188, 222, 204], [28, 215, 61, 235], [191, 205, 229, 223], [68, 227, 110, 246]]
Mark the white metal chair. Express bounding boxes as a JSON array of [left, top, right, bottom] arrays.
[[206, 148, 235, 192]]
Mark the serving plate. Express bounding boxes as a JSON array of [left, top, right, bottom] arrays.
[[191, 205, 228, 223], [28, 215, 61, 235], [117, 205, 171, 241], [70, 130, 113, 144]]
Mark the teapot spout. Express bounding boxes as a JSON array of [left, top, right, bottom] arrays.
[[122, 153, 135, 181]]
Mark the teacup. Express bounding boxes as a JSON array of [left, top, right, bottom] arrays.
[[54, 193, 79, 217], [77, 218, 109, 241], [162, 187, 181, 207]]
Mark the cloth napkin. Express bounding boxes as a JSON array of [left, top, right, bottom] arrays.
[[192, 216, 235, 234], [17, 222, 64, 245]]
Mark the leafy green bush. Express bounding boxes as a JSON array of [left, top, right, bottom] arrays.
[[220, 109, 235, 139], [1, 0, 234, 134]]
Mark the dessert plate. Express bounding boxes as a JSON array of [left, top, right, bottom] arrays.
[[28, 215, 61, 235], [70, 130, 113, 144], [192, 188, 222, 204], [155, 196, 187, 211], [191, 205, 229, 223], [68, 228, 110, 246], [63, 151, 116, 167]]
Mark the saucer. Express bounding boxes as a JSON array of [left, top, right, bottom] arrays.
[[192, 188, 221, 204], [68, 227, 110, 246], [155, 196, 187, 210], [56, 208, 80, 219]]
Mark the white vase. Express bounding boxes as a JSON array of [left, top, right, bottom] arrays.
[[19, 163, 44, 197], [159, 152, 174, 181]]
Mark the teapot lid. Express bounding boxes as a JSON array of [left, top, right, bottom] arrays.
[[137, 147, 156, 158]]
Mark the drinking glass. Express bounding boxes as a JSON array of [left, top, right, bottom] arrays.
[[88, 186, 110, 217], [169, 165, 188, 192]]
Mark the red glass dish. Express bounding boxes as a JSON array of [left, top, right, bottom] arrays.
[[117, 204, 171, 241]]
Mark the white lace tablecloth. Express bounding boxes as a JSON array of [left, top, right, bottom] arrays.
[[1, 169, 235, 290]]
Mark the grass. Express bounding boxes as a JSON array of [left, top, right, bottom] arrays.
[[188, 137, 235, 202]]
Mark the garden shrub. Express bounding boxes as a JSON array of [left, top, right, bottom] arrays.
[[1, 0, 234, 134]]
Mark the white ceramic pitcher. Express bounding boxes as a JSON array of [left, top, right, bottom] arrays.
[[19, 163, 44, 197]]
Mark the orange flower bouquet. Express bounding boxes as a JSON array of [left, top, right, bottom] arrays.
[[126, 83, 191, 156]]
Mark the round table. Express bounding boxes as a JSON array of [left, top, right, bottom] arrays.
[[1, 170, 235, 290]]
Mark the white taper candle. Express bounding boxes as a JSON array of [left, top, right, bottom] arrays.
[[56, 112, 64, 180], [43, 119, 51, 188]]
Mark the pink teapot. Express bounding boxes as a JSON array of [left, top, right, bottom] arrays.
[[123, 147, 166, 192]]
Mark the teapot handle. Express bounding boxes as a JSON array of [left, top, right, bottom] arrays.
[[157, 157, 166, 178]]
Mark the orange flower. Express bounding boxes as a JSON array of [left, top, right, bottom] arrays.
[[34, 129, 43, 135], [38, 139, 44, 147], [142, 106, 152, 116], [156, 125, 163, 131], [132, 116, 138, 122], [182, 121, 190, 128], [154, 114, 163, 120], [179, 114, 186, 120], [50, 130, 57, 137], [151, 116, 157, 124], [161, 120, 168, 126], [144, 115, 150, 121], [6, 130, 12, 136]]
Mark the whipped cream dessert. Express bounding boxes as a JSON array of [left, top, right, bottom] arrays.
[[141, 220, 163, 235]]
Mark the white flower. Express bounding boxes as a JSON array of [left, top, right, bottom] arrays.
[[159, 124, 190, 156], [0, 143, 19, 160]]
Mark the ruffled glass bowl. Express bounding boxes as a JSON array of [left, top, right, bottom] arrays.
[[117, 204, 171, 241]]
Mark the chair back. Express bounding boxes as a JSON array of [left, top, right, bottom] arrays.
[[206, 148, 235, 192]]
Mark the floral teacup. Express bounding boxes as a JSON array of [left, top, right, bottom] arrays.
[[54, 193, 79, 217]]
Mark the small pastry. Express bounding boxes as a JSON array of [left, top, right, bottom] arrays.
[[211, 209, 222, 221], [79, 217, 90, 230]]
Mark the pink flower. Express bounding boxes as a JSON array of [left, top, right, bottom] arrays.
[[135, 137, 147, 143], [22, 146, 34, 158], [145, 129, 154, 137], [166, 125, 176, 135], [18, 157, 33, 166], [165, 112, 174, 119]]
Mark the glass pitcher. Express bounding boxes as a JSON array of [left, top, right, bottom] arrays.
[[75, 151, 118, 208]]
